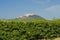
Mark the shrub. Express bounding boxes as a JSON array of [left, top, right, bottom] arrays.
[[0, 20, 60, 40]]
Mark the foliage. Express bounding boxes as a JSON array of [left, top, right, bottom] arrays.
[[0, 19, 60, 40]]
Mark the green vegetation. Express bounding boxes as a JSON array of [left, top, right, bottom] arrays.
[[0, 19, 60, 40]]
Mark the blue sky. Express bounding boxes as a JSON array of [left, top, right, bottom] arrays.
[[0, 0, 60, 19]]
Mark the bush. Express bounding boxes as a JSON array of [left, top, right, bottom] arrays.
[[0, 20, 60, 40]]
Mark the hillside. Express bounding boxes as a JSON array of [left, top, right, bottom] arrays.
[[16, 14, 45, 21]]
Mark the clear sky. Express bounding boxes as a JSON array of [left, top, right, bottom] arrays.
[[0, 0, 60, 19]]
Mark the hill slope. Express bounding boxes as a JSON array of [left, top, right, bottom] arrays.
[[16, 14, 45, 20]]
